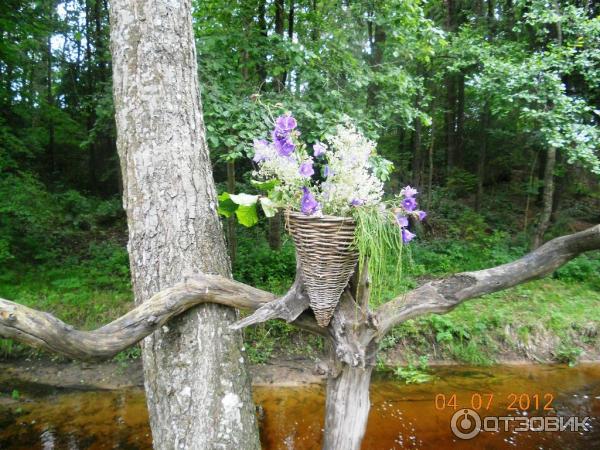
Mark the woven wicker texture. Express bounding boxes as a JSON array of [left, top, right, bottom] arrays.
[[286, 211, 358, 327]]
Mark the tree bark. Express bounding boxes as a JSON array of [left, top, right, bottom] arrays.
[[445, 74, 456, 172], [288, 0, 294, 41], [226, 160, 237, 265], [109, 0, 260, 448], [411, 97, 423, 188], [456, 71, 465, 168], [532, 148, 556, 248], [444, 0, 458, 174], [323, 365, 373, 450], [274, 0, 286, 90], [267, 212, 282, 250], [367, 23, 386, 110], [475, 103, 490, 212], [257, 0, 267, 83], [85, 0, 98, 192], [427, 120, 435, 210], [46, 35, 55, 174], [533, 0, 561, 249]]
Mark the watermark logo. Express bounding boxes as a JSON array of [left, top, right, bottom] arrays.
[[450, 408, 591, 440], [450, 408, 481, 439], [451, 409, 482, 439]]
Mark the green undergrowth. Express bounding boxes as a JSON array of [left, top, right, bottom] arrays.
[[380, 279, 600, 367], [0, 241, 134, 360]]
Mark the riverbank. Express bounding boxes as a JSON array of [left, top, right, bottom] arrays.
[[3, 352, 600, 394], [0, 357, 326, 392]]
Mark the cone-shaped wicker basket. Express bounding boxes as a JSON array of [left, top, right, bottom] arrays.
[[286, 211, 358, 327]]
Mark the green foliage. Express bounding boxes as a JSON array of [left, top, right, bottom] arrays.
[[233, 230, 296, 294], [555, 344, 583, 367], [446, 169, 479, 195], [394, 356, 434, 384], [554, 252, 600, 289], [354, 206, 404, 306]]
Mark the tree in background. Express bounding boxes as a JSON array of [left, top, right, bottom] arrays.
[[2, 0, 598, 264]]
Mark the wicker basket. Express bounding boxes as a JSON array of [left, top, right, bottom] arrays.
[[286, 211, 358, 327]]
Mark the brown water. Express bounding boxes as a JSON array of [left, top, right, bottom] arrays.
[[0, 364, 598, 449]]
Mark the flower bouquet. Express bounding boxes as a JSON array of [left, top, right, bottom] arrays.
[[218, 114, 426, 326]]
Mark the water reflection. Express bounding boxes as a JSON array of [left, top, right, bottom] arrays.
[[0, 364, 598, 449]]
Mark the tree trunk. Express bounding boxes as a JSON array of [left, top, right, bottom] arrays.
[[109, 1, 260, 448], [288, 0, 294, 40], [46, 35, 55, 174], [444, 0, 458, 175], [274, 0, 286, 90], [551, 154, 566, 222], [533, 0, 562, 248], [227, 160, 237, 265], [532, 147, 556, 248], [456, 71, 465, 168], [367, 23, 386, 110], [427, 121, 435, 210], [323, 365, 373, 450], [475, 103, 490, 212], [257, 0, 267, 83], [445, 74, 456, 172], [411, 97, 423, 188], [267, 212, 282, 250]]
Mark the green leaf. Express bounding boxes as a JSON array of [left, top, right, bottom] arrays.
[[259, 197, 278, 218], [251, 179, 280, 192], [217, 192, 237, 218], [235, 204, 258, 227], [229, 193, 259, 206]]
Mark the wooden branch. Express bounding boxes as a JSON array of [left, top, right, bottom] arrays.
[[375, 224, 600, 335], [0, 273, 320, 360], [231, 264, 311, 330]]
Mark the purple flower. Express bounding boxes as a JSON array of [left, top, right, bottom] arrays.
[[275, 115, 297, 133], [401, 228, 416, 243], [417, 210, 427, 221], [395, 214, 409, 228], [299, 161, 314, 177], [402, 197, 417, 212], [351, 198, 364, 207], [323, 165, 334, 178], [313, 142, 326, 157], [252, 139, 270, 162], [400, 185, 419, 198], [300, 187, 320, 215], [273, 132, 295, 156]]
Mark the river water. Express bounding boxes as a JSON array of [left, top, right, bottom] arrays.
[[0, 364, 598, 449]]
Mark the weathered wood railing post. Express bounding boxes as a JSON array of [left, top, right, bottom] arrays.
[[324, 364, 374, 450], [321, 261, 379, 450]]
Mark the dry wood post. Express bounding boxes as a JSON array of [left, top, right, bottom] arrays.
[[2, 225, 599, 449]]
